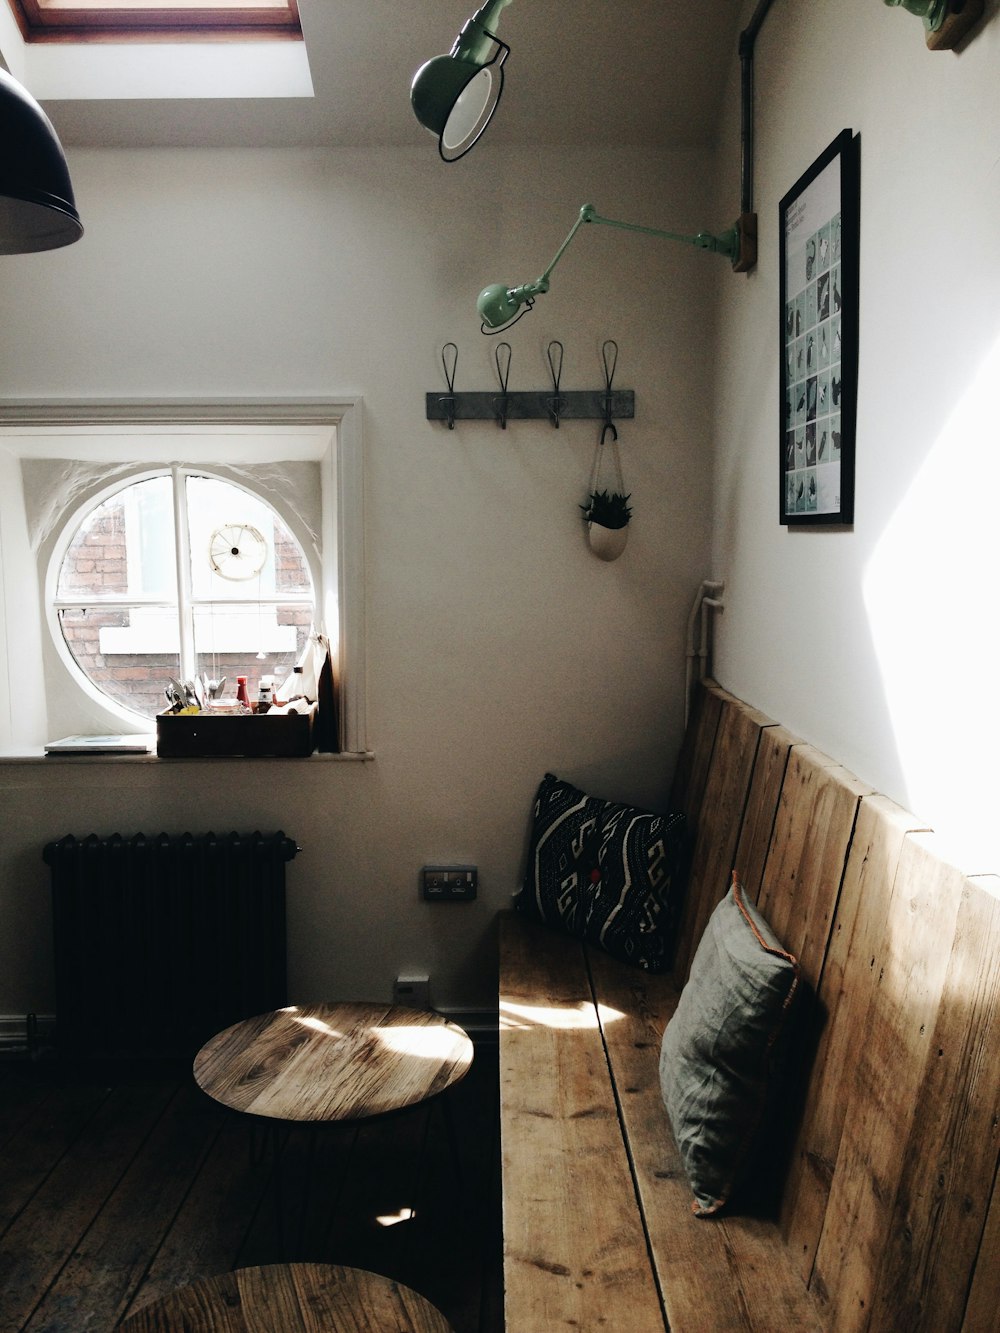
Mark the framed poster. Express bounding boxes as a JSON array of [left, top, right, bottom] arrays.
[[779, 129, 860, 525]]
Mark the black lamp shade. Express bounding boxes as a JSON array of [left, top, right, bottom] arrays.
[[0, 67, 82, 255]]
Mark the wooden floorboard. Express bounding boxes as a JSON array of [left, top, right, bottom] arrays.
[[0, 1038, 501, 1333]]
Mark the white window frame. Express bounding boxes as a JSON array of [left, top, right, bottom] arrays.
[[0, 398, 368, 756]]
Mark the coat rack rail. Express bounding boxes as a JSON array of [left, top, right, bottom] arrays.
[[425, 389, 635, 424]]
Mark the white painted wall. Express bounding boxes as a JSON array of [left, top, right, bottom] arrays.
[[709, 0, 1000, 875], [0, 144, 716, 1016]]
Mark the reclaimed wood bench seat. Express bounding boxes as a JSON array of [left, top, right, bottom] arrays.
[[499, 679, 1000, 1332]]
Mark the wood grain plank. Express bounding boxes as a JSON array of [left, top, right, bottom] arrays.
[[119, 1262, 454, 1332], [0, 1075, 112, 1233], [780, 794, 927, 1281], [0, 1066, 53, 1149], [194, 1004, 473, 1122], [810, 834, 969, 1330], [120, 1103, 275, 1318], [671, 691, 776, 986], [868, 872, 1000, 1331], [586, 945, 823, 1332], [732, 724, 797, 904], [964, 1115, 1000, 1333], [0, 1074, 175, 1333], [757, 746, 870, 990], [669, 678, 725, 825], [499, 914, 666, 1333], [24, 1079, 221, 1332]]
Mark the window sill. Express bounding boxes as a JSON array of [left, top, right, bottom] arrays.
[[0, 747, 375, 764]]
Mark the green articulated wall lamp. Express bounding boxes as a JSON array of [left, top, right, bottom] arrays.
[[411, 0, 760, 327], [477, 203, 747, 334], [410, 0, 513, 162]]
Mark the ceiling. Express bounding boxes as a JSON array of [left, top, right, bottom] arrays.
[[39, 0, 741, 151]]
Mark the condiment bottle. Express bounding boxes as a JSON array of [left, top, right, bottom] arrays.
[[257, 675, 274, 713], [284, 664, 307, 703], [236, 675, 251, 711]]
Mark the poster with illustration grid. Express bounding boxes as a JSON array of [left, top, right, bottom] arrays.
[[779, 129, 859, 525]]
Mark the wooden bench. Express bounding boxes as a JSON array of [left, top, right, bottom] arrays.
[[499, 679, 1000, 1332]]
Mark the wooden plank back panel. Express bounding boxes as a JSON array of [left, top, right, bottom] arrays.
[[869, 871, 1000, 1332], [780, 794, 928, 1279], [587, 946, 823, 1332], [671, 687, 777, 985], [499, 915, 666, 1333], [732, 724, 797, 904], [668, 678, 725, 827], [964, 1113, 1000, 1333], [810, 835, 971, 1330], [757, 746, 871, 991]]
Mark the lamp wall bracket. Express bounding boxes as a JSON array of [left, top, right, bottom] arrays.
[[732, 213, 758, 274], [920, 0, 983, 48], [882, 0, 984, 46]]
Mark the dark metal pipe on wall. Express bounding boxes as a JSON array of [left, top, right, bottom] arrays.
[[739, 0, 777, 218]]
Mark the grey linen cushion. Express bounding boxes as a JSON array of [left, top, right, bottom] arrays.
[[659, 873, 800, 1216]]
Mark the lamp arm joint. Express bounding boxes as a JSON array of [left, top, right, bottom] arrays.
[[453, 0, 514, 61]]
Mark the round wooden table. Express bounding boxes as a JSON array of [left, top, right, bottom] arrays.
[[117, 1262, 454, 1331], [193, 1002, 474, 1122]]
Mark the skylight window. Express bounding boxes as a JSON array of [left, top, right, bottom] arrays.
[[0, 0, 312, 99], [6, 0, 301, 43]]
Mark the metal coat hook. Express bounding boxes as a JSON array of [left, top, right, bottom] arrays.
[[424, 336, 635, 426], [601, 340, 620, 442], [546, 340, 565, 427], [439, 342, 458, 429], [493, 341, 512, 429]]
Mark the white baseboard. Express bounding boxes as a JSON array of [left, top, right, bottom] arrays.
[[0, 1013, 56, 1055], [0, 1010, 496, 1055], [435, 1007, 498, 1042]]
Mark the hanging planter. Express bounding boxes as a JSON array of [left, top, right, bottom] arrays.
[[581, 339, 631, 561], [581, 488, 632, 561], [582, 344, 632, 562]]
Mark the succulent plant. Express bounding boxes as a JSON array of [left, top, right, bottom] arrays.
[[580, 489, 632, 529]]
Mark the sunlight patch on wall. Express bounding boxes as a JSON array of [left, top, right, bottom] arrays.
[[863, 332, 1000, 874]]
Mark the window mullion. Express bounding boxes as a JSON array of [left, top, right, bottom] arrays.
[[171, 466, 197, 680]]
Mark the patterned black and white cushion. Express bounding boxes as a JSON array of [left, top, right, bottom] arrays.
[[515, 773, 687, 973]]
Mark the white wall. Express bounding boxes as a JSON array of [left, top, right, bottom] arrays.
[[0, 144, 716, 1016], [0, 449, 48, 747], [710, 0, 1000, 873]]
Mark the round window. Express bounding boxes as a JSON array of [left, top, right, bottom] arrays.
[[53, 471, 316, 721]]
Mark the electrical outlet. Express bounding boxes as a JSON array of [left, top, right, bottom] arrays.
[[421, 865, 477, 902], [393, 974, 430, 1008]]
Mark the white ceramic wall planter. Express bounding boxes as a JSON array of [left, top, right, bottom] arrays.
[[586, 521, 629, 561]]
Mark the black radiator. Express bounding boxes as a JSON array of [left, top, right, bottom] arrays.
[[43, 830, 297, 1059]]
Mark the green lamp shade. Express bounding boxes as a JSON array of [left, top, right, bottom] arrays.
[[477, 282, 524, 329], [411, 52, 505, 162], [0, 68, 82, 255]]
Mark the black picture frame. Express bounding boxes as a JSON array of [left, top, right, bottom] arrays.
[[779, 129, 859, 526]]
